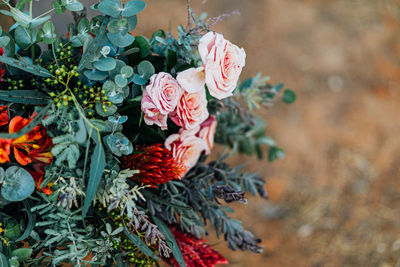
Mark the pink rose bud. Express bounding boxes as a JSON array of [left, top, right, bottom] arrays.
[[165, 129, 208, 171], [197, 115, 217, 155], [170, 88, 209, 131], [141, 72, 184, 130], [199, 32, 246, 100]]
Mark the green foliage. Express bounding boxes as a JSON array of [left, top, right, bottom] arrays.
[[1, 166, 35, 202]]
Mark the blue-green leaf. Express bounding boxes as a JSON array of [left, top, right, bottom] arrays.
[[82, 134, 105, 217], [78, 17, 109, 71], [98, 0, 121, 18], [84, 70, 108, 81], [122, 0, 146, 17], [93, 57, 116, 72], [1, 166, 35, 202], [123, 222, 160, 261], [0, 90, 50, 105], [62, 0, 83, 11], [11, 248, 32, 261], [0, 252, 8, 267], [14, 26, 33, 50], [0, 56, 52, 77], [15, 199, 36, 242], [152, 216, 186, 267], [107, 32, 134, 48]]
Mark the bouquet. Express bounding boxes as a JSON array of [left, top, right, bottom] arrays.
[[0, 0, 295, 266]]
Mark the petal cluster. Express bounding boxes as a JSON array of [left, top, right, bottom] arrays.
[[121, 144, 187, 187], [167, 227, 229, 267]]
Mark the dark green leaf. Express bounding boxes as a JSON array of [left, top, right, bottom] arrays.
[[0, 56, 52, 77], [123, 222, 160, 261], [0, 252, 8, 267], [133, 36, 150, 58], [0, 90, 50, 105], [282, 89, 296, 104], [11, 248, 32, 261], [15, 199, 36, 242], [152, 217, 186, 267]]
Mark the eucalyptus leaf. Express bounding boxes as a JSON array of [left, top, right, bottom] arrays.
[[0, 90, 50, 105], [98, 0, 121, 18], [0, 56, 52, 77], [137, 60, 154, 79], [121, 0, 146, 17], [1, 166, 35, 202], [82, 133, 105, 217], [93, 57, 116, 72], [108, 18, 128, 35], [107, 32, 135, 48], [14, 26, 33, 50], [0, 252, 8, 267], [95, 102, 117, 117], [84, 70, 108, 81]]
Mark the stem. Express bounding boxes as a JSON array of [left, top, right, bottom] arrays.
[[35, 8, 55, 19]]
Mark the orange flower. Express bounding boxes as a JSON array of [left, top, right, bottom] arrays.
[[0, 106, 8, 126], [0, 138, 11, 163], [9, 115, 53, 166]]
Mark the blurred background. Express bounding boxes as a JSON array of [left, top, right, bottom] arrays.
[[3, 0, 400, 266], [137, 1, 400, 266]]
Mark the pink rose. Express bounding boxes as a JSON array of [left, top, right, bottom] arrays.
[[170, 89, 209, 130], [199, 32, 246, 100], [165, 129, 207, 171], [197, 115, 217, 155], [141, 72, 184, 130]]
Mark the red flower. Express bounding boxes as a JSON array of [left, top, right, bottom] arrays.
[[121, 144, 187, 188], [9, 115, 53, 166], [26, 163, 53, 195], [0, 138, 11, 163], [0, 106, 9, 126], [167, 227, 229, 267], [0, 47, 5, 82]]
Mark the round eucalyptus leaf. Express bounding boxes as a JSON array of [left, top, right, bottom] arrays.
[[137, 60, 155, 79], [93, 57, 116, 72], [115, 74, 128, 87], [42, 21, 56, 44], [107, 32, 135, 48], [0, 167, 4, 183], [1, 166, 34, 202], [63, 0, 83, 11], [133, 74, 148, 85], [96, 103, 117, 117], [108, 115, 128, 124], [121, 0, 146, 17], [98, 0, 121, 18], [0, 32, 15, 57], [84, 70, 108, 81], [108, 18, 128, 35], [103, 80, 116, 93], [126, 15, 137, 31], [14, 25, 33, 50], [120, 66, 133, 78], [109, 59, 126, 78]]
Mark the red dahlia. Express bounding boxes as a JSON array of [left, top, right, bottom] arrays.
[[167, 227, 229, 267], [121, 144, 187, 187]]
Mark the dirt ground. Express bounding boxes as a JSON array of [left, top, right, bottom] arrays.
[[2, 0, 400, 266], [139, 0, 400, 266]]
